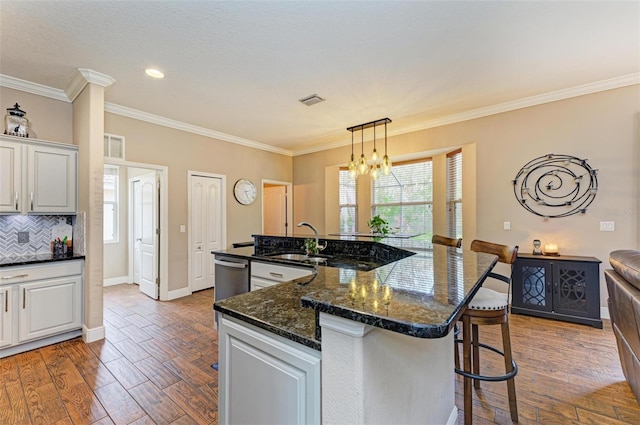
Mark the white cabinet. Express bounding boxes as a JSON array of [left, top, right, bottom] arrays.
[[0, 287, 12, 348], [0, 140, 22, 213], [250, 261, 313, 291], [0, 136, 78, 214], [0, 260, 83, 358], [218, 315, 321, 425]]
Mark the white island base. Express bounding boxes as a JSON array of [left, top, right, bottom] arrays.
[[218, 313, 457, 425]]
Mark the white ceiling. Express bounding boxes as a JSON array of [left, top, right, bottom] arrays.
[[1, 1, 638, 154]]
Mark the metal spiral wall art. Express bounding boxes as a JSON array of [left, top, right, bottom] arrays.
[[512, 154, 598, 218]]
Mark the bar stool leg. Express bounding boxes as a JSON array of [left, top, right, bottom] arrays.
[[462, 315, 473, 425], [501, 320, 519, 422], [472, 323, 480, 389]]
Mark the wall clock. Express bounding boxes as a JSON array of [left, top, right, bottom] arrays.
[[233, 178, 257, 205]]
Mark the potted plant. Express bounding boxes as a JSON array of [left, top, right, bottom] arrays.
[[368, 215, 390, 237], [304, 238, 319, 255]]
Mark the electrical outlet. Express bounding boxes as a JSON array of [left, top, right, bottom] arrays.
[[180, 225, 186, 233], [503, 221, 511, 231], [18, 231, 29, 243], [600, 221, 615, 232]]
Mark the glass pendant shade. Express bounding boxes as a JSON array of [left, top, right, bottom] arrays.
[[370, 164, 380, 180], [371, 147, 378, 162], [358, 153, 368, 175], [348, 155, 357, 179], [381, 155, 392, 175]]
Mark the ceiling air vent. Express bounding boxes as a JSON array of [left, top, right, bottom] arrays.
[[299, 94, 325, 107]]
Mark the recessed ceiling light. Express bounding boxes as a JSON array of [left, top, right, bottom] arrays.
[[145, 68, 165, 79]]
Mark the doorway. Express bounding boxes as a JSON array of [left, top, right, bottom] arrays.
[[188, 171, 227, 293], [103, 160, 169, 300], [262, 180, 292, 235]]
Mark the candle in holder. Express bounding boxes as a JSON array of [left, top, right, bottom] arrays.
[[544, 243, 559, 255]]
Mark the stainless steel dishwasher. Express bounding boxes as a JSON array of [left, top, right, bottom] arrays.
[[213, 254, 249, 327]]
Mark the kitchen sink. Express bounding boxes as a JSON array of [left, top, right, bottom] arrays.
[[266, 253, 331, 263]]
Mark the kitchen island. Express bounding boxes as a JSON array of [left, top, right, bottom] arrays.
[[214, 236, 497, 425]]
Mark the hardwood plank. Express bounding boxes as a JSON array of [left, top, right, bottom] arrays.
[[129, 380, 185, 423], [164, 381, 218, 425], [56, 381, 108, 424], [117, 323, 153, 343], [163, 357, 216, 387], [1, 380, 31, 425], [94, 381, 146, 425], [133, 356, 181, 390], [104, 357, 148, 390], [87, 339, 123, 363], [112, 338, 151, 363], [129, 415, 157, 425]]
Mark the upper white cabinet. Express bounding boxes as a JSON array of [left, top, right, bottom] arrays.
[[0, 140, 22, 213], [0, 136, 77, 214]]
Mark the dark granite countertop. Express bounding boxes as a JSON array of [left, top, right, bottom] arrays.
[[0, 253, 85, 267], [214, 239, 497, 351]]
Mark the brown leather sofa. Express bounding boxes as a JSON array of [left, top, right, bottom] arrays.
[[605, 250, 640, 403]]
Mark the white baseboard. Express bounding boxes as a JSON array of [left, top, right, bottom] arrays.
[[447, 406, 458, 425], [83, 324, 105, 343], [167, 286, 192, 300], [103, 276, 129, 286], [601, 306, 610, 320]]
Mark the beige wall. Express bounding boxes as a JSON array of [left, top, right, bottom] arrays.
[[0, 87, 73, 143], [104, 113, 292, 291], [294, 85, 640, 306]]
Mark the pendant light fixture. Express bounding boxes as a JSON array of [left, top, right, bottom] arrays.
[[370, 123, 380, 180], [348, 131, 357, 179], [346, 117, 392, 179], [381, 120, 393, 175], [357, 126, 368, 175]]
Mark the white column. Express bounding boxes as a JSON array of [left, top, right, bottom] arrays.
[[319, 313, 458, 425]]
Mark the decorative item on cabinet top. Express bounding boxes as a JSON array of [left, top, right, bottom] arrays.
[[4, 103, 30, 138], [512, 153, 598, 218]]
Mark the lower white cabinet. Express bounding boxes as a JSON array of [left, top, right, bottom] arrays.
[[0, 287, 12, 348], [250, 261, 313, 291], [218, 315, 321, 425], [0, 260, 83, 358]]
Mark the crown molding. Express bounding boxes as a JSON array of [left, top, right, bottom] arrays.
[[104, 103, 293, 157], [65, 68, 116, 102], [0, 74, 69, 102], [292, 72, 640, 156], [2, 72, 637, 158]]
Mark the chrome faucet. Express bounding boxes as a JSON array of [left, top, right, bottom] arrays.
[[297, 222, 327, 252]]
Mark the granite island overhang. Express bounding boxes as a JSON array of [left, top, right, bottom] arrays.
[[213, 236, 498, 425]]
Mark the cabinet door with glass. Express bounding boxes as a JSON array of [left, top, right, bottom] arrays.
[[512, 258, 553, 314]]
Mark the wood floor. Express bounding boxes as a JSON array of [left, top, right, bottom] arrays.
[[0, 283, 638, 425]]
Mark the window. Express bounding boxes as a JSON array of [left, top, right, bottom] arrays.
[[104, 165, 119, 243], [104, 133, 125, 160], [339, 169, 357, 233], [372, 159, 433, 249], [447, 150, 463, 239]]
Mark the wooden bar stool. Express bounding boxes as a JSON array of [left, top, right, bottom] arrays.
[[455, 239, 519, 425], [431, 234, 464, 368], [431, 234, 462, 248]]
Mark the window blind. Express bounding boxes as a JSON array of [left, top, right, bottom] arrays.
[[446, 150, 462, 239], [339, 169, 357, 233]]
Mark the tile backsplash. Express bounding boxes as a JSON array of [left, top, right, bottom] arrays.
[[0, 215, 73, 256]]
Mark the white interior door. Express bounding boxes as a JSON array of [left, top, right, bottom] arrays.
[[191, 175, 222, 292], [132, 180, 142, 285], [135, 172, 159, 299]]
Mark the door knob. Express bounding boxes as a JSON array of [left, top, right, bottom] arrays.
[[136, 238, 142, 242]]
